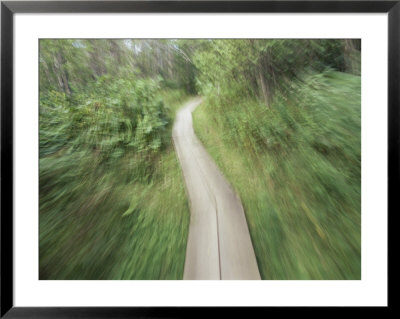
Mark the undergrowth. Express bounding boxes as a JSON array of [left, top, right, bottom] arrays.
[[193, 70, 361, 279]]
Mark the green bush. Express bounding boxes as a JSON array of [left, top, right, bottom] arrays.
[[41, 76, 168, 166]]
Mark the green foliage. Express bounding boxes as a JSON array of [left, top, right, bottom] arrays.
[[193, 39, 360, 105], [193, 71, 361, 279], [39, 88, 190, 279], [40, 76, 168, 174], [40, 147, 190, 279], [39, 39, 191, 279]]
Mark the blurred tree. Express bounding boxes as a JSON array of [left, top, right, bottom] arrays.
[[191, 39, 361, 107]]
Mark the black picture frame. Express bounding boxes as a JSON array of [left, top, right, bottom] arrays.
[[1, 1, 395, 317]]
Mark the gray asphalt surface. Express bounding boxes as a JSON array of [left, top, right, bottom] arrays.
[[172, 98, 261, 280]]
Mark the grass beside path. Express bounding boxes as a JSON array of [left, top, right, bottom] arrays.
[[40, 91, 191, 280], [193, 71, 361, 280]]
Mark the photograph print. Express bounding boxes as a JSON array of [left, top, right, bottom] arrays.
[[39, 39, 361, 280]]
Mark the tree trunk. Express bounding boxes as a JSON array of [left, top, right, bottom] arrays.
[[258, 67, 270, 108], [54, 54, 71, 95], [61, 70, 71, 95], [343, 39, 360, 75]]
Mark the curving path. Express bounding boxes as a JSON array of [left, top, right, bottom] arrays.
[[172, 98, 261, 280]]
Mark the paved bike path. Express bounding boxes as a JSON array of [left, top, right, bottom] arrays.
[[172, 98, 261, 280]]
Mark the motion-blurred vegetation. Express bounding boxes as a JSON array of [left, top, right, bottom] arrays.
[[39, 40, 192, 279], [192, 39, 361, 279], [40, 39, 361, 280]]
